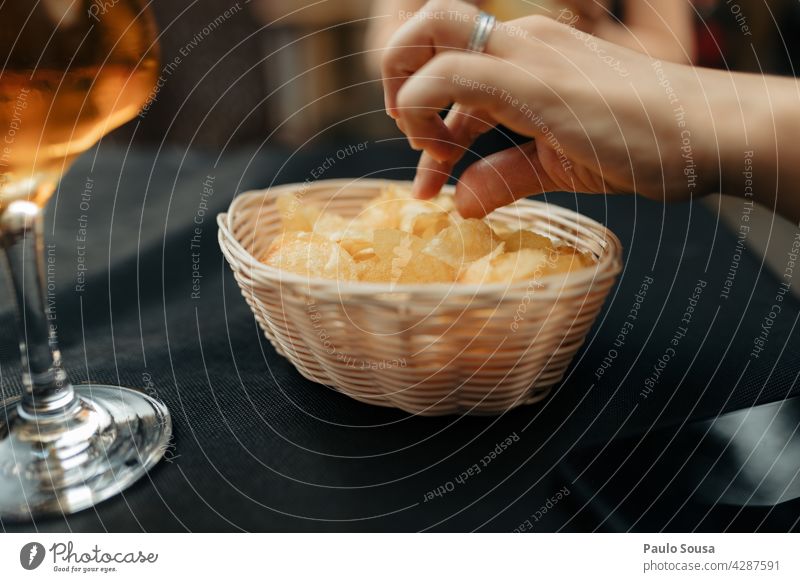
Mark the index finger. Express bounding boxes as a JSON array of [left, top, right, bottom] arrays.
[[381, 0, 510, 117]]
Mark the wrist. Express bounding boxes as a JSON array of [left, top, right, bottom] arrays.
[[714, 73, 800, 222]]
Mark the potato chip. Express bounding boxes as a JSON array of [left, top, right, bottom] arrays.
[[358, 228, 454, 284], [339, 238, 374, 260], [547, 248, 594, 275], [265, 188, 594, 284], [398, 200, 453, 233], [371, 229, 425, 257], [357, 187, 407, 230], [357, 185, 454, 232], [460, 247, 550, 284], [457, 244, 506, 284], [383, 183, 454, 210], [262, 232, 358, 280], [494, 250, 551, 282], [411, 212, 452, 241], [501, 229, 554, 253], [424, 219, 499, 268], [403, 252, 456, 283], [486, 219, 514, 237], [357, 257, 392, 283], [312, 213, 372, 247], [359, 252, 454, 284], [276, 193, 319, 231]]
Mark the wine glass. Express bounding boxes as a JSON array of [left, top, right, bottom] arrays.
[[0, 0, 170, 519]]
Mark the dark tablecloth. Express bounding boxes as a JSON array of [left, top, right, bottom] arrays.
[[2, 141, 798, 532]]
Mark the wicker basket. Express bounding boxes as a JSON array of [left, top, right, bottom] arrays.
[[217, 179, 622, 416]]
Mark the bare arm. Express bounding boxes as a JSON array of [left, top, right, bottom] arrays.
[[715, 71, 800, 224], [382, 0, 800, 223], [591, 0, 696, 63], [369, 1, 695, 77]]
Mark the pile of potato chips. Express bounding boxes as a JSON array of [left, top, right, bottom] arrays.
[[261, 185, 594, 284]]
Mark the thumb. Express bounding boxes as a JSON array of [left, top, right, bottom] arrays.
[[454, 141, 568, 218]]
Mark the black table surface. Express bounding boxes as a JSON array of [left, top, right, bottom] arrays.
[[2, 140, 798, 532]]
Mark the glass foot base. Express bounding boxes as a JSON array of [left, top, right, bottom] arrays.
[[0, 384, 171, 521]]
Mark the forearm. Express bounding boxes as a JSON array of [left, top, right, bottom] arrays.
[[712, 72, 800, 223], [594, 19, 693, 64]]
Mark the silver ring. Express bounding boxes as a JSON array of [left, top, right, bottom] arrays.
[[466, 12, 496, 53]]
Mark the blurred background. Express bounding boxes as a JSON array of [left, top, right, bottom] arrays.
[[110, 0, 800, 292], [117, 0, 800, 148]]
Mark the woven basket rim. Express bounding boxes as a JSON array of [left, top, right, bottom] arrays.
[[217, 179, 622, 296]]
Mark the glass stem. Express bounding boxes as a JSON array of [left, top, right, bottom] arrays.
[[1, 200, 74, 418]]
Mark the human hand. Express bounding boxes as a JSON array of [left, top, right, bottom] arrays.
[[382, 0, 729, 218], [556, 0, 609, 33]]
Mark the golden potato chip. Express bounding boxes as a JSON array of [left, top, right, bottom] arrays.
[[547, 248, 594, 275], [262, 232, 358, 280], [381, 183, 454, 210], [358, 185, 454, 232], [460, 248, 550, 284], [276, 193, 319, 231], [357, 257, 392, 283], [411, 212, 452, 240], [264, 188, 594, 284], [358, 228, 454, 284], [486, 219, 514, 237], [338, 238, 374, 260], [277, 194, 372, 243], [501, 229, 554, 253], [424, 219, 499, 268], [312, 212, 372, 244], [497, 250, 551, 282], [372, 229, 425, 258], [357, 188, 406, 230], [398, 200, 453, 233], [359, 252, 454, 284], [457, 244, 506, 284], [404, 252, 456, 283], [431, 196, 455, 214]]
